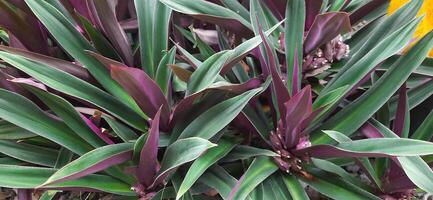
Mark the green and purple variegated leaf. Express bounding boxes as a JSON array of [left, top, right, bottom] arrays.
[[304, 12, 351, 55], [137, 107, 161, 187], [40, 143, 133, 187], [111, 65, 170, 129], [88, 0, 133, 66]]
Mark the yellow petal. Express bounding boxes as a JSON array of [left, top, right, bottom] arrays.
[[388, 0, 433, 57]]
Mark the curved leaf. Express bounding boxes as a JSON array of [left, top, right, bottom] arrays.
[[42, 143, 133, 186], [0, 89, 93, 155], [111, 65, 170, 128], [178, 87, 263, 140], [137, 108, 162, 186], [0, 140, 57, 167], [153, 137, 216, 186], [24, 0, 136, 107], [177, 139, 237, 199], [0, 164, 135, 196], [313, 30, 433, 144], [228, 156, 278, 200], [0, 52, 146, 131]]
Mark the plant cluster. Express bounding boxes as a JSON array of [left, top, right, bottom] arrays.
[[0, 0, 432, 199]]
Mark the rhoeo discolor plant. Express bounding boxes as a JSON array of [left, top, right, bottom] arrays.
[[0, 0, 433, 199]]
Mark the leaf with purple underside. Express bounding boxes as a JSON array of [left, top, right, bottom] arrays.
[[228, 156, 278, 200], [304, 12, 351, 55], [0, 45, 92, 82], [305, 0, 322, 30], [152, 137, 216, 187], [40, 143, 134, 187], [257, 18, 290, 121], [0, 1, 48, 54], [17, 81, 111, 148], [284, 86, 312, 148], [88, 0, 133, 66], [393, 83, 409, 137], [111, 65, 170, 129], [137, 107, 161, 187]]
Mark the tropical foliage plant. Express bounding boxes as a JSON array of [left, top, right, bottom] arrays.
[[0, 0, 433, 199]]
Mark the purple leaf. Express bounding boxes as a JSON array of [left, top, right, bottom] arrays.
[[193, 28, 219, 45], [251, 47, 269, 76], [359, 123, 384, 139], [257, 19, 290, 121], [304, 12, 351, 55], [137, 107, 162, 187], [305, 0, 323, 31], [88, 0, 134, 66], [40, 144, 133, 187], [393, 83, 407, 137], [110, 65, 170, 129], [284, 86, 312, 148], [170, 78, 262, 128], [0, 45, 93, 82], [10, 78, 47, 91], [87, 50, 124, 69], [0, 70, 32, 97], [17, 189, 32, 200], [80, 114, 114, 145], [263, 0, 286, 20], [68, 0, 94, 23], [0, 1, 48, 54], [120, 18, 138, 32]]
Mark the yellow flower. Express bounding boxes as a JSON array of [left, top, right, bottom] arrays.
[[388, 0, 433, 57]]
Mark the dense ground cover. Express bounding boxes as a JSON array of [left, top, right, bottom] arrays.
[[0, 0, 433, 199]]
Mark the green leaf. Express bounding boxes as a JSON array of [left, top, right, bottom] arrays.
[[77, 14, 121, 61], [159, 0, 252, 30], [186, 51, 230, 95], [21, 84, 106, 148], [313, 30, 433, 144], [199, 165, 238, 200], [42, 143, 134, 186], [220, 0, 250, 21], [103, 116, 138, 142], [300, 174, 379, 200], [134, 0, 155, 76], [153, 1, 172, 68], [228, 156, 278, 200], [321, 15, 422, 97], [0, 120, 36, 139], [285, 0, 305, 93], [337, 0, 422, 78], [411, 110, 433, 141], [282, 175, 309, 200], [154, 137, 217, 184], [398, 156, 433, 193], [324, 130, 433, 156], [156, 47, 176, 96], [311, 158, 370, 190], [0, 52, 146, 131], [54, 148, 73, 169], [221, 145, 278, 162], [368, 119, 433, 194], [329, 0, 346, 11], [0, 164, 135, 196], [178, 87, 263, 140], [0, 89, 92, 155], [24, 0, 136, 107], [0, 140, 57, 167], [177, 139, 237, 199]]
